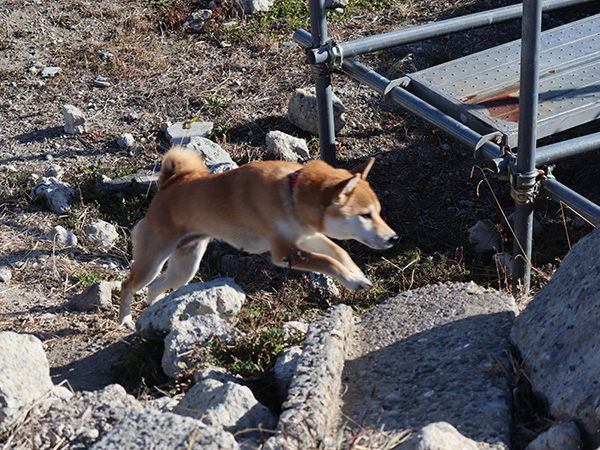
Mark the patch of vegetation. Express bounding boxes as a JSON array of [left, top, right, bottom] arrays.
[[0, 172, 35, 207], [349, 247, 469, 309], [189, 327, 304, 378], [62, 164, 153, 232], [201, 93, 230, 113], [113, 332, 174, 394], [72, 270, 104, 288]]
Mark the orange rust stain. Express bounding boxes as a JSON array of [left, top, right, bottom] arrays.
[[464, 85, 521, 123]]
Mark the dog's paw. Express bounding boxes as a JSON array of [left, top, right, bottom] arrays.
[[344, 272, 372, 291], [119, 314, 135, 331]]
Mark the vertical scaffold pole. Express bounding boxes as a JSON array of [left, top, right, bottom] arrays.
[[513, 0, 543, 295], [308, 0, 337, 166]]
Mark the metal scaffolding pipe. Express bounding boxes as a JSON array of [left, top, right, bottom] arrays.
[[294, 29, 504, 164], [308, 0, 337, 165], [512, 0, 543, 295], [541, 178, 600, 225], [535, 132, 600, 167], [315, 0, 594, 63]]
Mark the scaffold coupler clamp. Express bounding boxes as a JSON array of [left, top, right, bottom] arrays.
[[510, 168, 543, 205], [307, 40, 343, 78]]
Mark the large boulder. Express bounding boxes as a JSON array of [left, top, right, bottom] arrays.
[[136, 278, 246, 378], [162, 315, 236, 378], [181, 137, 238, 173], [173, 368, 276, 447], [5, 384, 141, 449], [90, 408, 238, 450], [511, 226, 600, 446], [342, 282, 516, 448], [136, 278, 246, 336], [0, 332, 54, 437]]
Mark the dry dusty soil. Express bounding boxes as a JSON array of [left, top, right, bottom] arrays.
[[1, 0, 599, 400]]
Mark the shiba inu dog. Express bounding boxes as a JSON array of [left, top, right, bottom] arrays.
[[118, 147, 397, 328]]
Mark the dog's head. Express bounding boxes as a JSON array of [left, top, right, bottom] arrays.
[[322, 158, 398, 249]]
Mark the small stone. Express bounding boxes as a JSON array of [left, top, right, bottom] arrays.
[[40, 66, 62, 78], [288, 87, 346, 135], [43, 165, 64, 179], [117, 133, 135, 149], [127, 111, 141, 122], [0, 269, 12, 283], [493, 252, 514, 277], [265, 130, 310, 162], [467, 219, 500, 253], [46, 225, 78, 246], [402, 422, 479, 450], [182, 10, 212, 32], [84, 220, 119, 248], [240, 0, 273, 13], [68, 281, 121, 311], [526, 421, 581, 450], [62, 105, 87, 135], [93, 75, 111, 88], [31, 177, 74, 214], [165, 121, 213, 145], [308, 272, 340, 296]]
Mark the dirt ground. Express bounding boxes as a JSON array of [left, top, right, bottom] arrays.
[[1, 0, 599, 398]]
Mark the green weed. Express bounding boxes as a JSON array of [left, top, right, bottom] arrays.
[[188, 327, 304, 378], [201, 93, 230, 113], [113, 332, 172, 393], [72, 270, 104, 288]]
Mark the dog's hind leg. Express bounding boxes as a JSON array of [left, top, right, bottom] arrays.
[[119, 221, 176, 328], [146, 235, 209, 305]]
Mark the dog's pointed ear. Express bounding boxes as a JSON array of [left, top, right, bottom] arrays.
[[350, 157, 375, 179], [334, 174, 361, 204]]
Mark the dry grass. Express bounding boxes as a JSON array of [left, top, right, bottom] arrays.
[[1, 0, 599, 447]]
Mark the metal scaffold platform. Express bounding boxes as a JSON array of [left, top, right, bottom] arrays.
[[406, 13, 600, 149], [294, 0, 600, 293]]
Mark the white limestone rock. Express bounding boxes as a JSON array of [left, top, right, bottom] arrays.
[[265, 130, 310, 162], [62, 104, 87, 134], [0, 332, 53, 437]]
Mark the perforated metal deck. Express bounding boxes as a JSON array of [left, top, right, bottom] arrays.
[[406, 13, 600, 149]]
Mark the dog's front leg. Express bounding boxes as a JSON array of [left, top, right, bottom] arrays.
[[298, 234, 364, 274], [271, 243, 371, 291]]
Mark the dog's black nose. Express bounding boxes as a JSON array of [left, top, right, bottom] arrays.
[[388, 234, 400, 245]]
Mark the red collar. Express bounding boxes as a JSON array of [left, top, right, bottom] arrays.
[[288, 169, 302, 194]]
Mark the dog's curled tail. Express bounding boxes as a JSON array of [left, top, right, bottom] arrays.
[[159, 146, 210, 190]]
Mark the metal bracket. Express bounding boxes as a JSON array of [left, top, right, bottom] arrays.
[[307, 40, 343, 78], [473, 131, 503, 158], [510, 168, 543, 205], [328, 40, 343, 68], [383, 77, 410, 101]]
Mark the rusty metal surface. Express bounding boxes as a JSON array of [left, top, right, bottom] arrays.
[[406, 14, 600, 148]]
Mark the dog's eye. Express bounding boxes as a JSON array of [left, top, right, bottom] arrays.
[[360, 213, 372, 220]]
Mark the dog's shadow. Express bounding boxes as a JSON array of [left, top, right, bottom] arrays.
[[50, 335, 135, 392]]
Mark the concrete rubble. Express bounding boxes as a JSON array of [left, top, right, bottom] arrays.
[[3, 226, 600, 449], [512, 225, 600, 447]]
